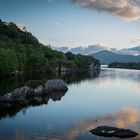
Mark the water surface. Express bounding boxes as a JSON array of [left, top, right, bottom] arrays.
[[0, 68, 140, 140]]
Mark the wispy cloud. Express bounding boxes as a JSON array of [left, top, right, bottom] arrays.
[[131, 39, 140, 44], [55, 22, 63, 27], [73, 0, 140, 21]]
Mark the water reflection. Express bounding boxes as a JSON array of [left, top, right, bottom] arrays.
[[100, 68, 140, 83], [2, 107, 140, 140], [0, 70, 100, 96], [0, 91, 66, 119], [0, 70, 100, 120], [61, 70, 100, 85], [48, 107, 140, 140], [0, 68, 140, 140]]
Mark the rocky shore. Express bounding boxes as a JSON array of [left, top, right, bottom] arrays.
[[0, 79, 68, 105]]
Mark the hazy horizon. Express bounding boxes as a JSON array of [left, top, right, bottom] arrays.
[[0, 0, 140, 49]]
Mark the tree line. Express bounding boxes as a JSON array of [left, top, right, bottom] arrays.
[[108, 62, 140, 70]]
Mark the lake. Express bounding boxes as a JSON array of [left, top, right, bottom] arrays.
[[0, 67, 140, 140]]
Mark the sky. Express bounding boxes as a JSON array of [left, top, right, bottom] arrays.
[[0, 0, 140, 49]]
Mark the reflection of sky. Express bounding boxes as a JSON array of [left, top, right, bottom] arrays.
[[48, 107, 140, 140], [0, 68, 140, 140]]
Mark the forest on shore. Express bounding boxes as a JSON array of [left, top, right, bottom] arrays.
[[0, 19, 100, 77]]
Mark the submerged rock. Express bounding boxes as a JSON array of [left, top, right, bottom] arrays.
[[90, 126, 138, 138]]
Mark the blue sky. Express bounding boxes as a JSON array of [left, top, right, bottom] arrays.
[[0, 0, 140, 49]]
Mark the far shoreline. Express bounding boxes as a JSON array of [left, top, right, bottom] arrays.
[[108, 62, 140, 71]]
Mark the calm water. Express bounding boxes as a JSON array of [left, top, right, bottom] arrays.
[[0, 68, 140, 140]]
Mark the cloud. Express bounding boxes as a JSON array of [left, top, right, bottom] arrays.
[[55, 22, 63, 27], [73, 0, 140, 20], [131, 39, 140, 44], [16, 23, 28, 31]]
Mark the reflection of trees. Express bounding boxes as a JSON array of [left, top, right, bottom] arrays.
[[61, 70, 100, 85], [0, 70, 100, 96], [0, 70, 100, 119], [0, 72, 56, 97], [0, 91, 67, 119], [47, 107, 140, 140]]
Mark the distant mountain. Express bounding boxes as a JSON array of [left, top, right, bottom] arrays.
[[130, 46, 140, 51], [51, 46, 69, 53], [90, 50, 140, 64], [72, 44, 108, 55], [118, 46, 140, 56], [51, 45, 140, 63], [51, 44, 109, 55]]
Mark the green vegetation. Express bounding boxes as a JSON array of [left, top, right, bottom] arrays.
[[108, 62, 140, 70], [0, 19, 100, 77]]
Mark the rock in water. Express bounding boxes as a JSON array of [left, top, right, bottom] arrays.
[[0, 79, 68, 103], [44, 79, 68, 93], [90, 126, 138, 138]]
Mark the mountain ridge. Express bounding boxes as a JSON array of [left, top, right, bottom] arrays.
[[90, 50, 140, 64], [51, 45, 140, 56]]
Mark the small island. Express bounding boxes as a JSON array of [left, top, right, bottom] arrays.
[[108, 62, 140, 70]]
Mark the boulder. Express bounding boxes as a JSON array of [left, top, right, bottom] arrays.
[[90, 126, 138, 138], [44, 79, 68, 93]]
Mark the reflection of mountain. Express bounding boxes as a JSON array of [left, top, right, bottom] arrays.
[[0, 91, 67, 119], [47, 107, 140, 140]]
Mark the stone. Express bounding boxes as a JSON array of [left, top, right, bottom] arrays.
[[90, 126, 138, 138], [44, 79, 68, 93]]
